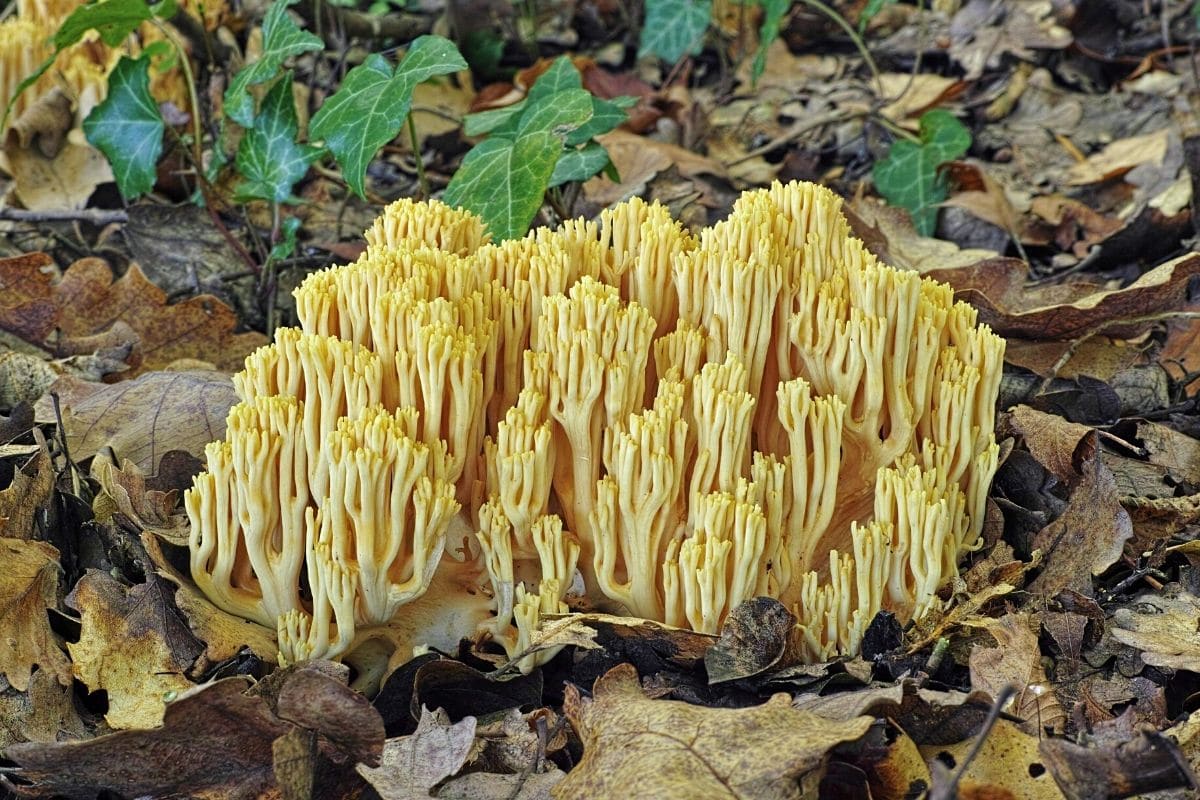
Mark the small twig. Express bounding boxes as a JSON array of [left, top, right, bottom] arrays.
[[0, 207, 128, 225], [928, 685, 1018, 800], [291, 0, 431, 41], [724, 109, 861, 166], [1033, 310, 1200, 398]]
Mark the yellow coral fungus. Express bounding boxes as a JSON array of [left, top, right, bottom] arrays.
[[185, 180, 1004, 674]]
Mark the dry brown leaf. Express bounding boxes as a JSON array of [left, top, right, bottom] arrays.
[[0, 348, 60, 408], [357, 707, 477, 800], [0, 537, 71, 692], [943, 251, 1200, 340], [921, 719, 1065, 799], [439, 771, 565, 800], [141, 529, 279, 662], [52, 258, 267, 375], [0, 668, 87, 750], [1026, 446, 1132, 599], [0, 252, 59, 344], [1066, 128, 1171, 186], [67, 570, 204, 729], [4, 127, 113, 211], [6, 89, 73, 159], [90, 457, 187, 535], [847, 197, 1005, 272], [1039, 728, 1195, 799], [1137, 421, 1200, 486], [878, 73, 961, 123], [0, 255, 267, 376], [583, 130, 726, 207], [3, 677, 290, 797], [967, 613, 1065, 734], [1109, 586, 1200, 671], [556, 663, 872, 800], [5, 665, 380, 797], [867, 728, 931, 799], [0, 448, 54, 540], [46, 368, 237, 472], [1002, 406, 1094, 484], [1002, 337, 1145, 381]]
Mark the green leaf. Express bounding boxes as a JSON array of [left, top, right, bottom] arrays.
[[566, 96, 629, 146], [82, 55, 164, 199], [54, 0, 155, 48], [224, 0, 323, 127], [525, 57, 583, 101], [872, 109, 971, 236], [859, 0, 897, 32], [549, 141, 612, 187], [517, 88, 593, 137], [751, 0, 789, 85], [443, 130, 561, 241], [464, 101, 525, 137], [270, 215, 302, 261], [639, 0, 711, 63], [236, 73, 321, 202], [918, 109, 971, 163], [310, 36, 465, 198]]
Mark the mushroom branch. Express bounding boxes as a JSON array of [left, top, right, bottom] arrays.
[[185, 183, 1004, 674]]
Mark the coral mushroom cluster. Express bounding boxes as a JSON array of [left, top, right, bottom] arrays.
[[186, 181, 1004, 674]]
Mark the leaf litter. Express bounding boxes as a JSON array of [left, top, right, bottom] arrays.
[[3, 0, 1200, 798]]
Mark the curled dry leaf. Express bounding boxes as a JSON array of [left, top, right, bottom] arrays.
[[2, 677, 290, 798], [557, 664, 872, 800], [0, 668, 88, 750], [934, 251, 1200, 340], [1001, 405, 1095, 485], [1026, 442, 1132, 599]]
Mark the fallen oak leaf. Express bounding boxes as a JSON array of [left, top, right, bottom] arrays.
[[1109, 585, 1200, 671], [357, 707, 477, 800], [556, 663, 872, 800], [0, 537, 71, 693], [65, 570, 203, 729]]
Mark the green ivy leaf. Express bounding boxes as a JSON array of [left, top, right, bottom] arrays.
[[566, 96, 631, 146], [639, 0, 711, 63], [224, 0, 323, 127], [446, 57, 614, 240], [872, 109, 971, 236], [750, 0, 789, 85], [517, 88, 594, 137], [444, 130, 561, 241], [309, 35, 466, 198], [82, 55, 164, 199], [918, 109, 972, 164], [464, 102, 525, 137], [236, 73, 321, 203], [549, 141, 612, 188], [270, 215, 302, 261], [54, 0, 155, 48]]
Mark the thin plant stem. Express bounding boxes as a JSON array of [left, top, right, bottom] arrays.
[[797, 0, 883, 97], [407, 113, 428, 198]]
